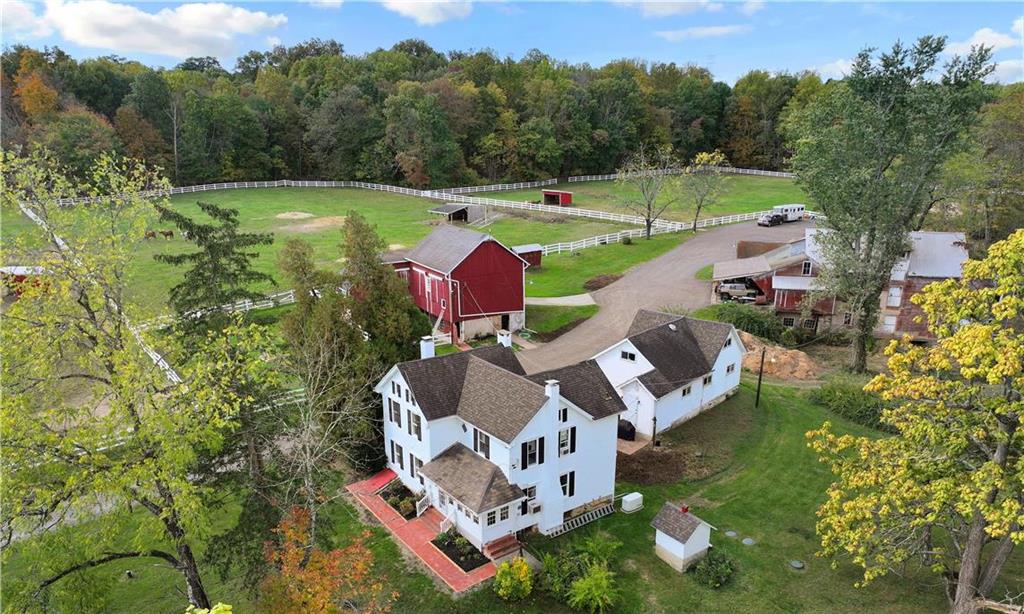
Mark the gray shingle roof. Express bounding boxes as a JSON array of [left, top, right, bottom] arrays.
[[396, 346, 526, 421], [419, 443, 525, 513], [651, 502, 708, 543], [528, 360, 626, 420], [405, 225, 492, 274], [457, 357, 548, 442], [626, 310, 734, 399]]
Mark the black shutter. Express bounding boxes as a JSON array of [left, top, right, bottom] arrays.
[[570, 472, 576, 497], [538, 437, 545, 464], [521, 441, 529, 469], [570, 427, 577, 454]]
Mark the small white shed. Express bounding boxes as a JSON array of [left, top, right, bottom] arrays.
[[650, 502, 715, 572]]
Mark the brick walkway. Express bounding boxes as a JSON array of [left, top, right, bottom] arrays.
[[346, 470, 496, 593]]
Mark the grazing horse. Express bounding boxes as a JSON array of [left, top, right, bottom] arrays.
[[159, 230, 174, 239], [144, 230, 157, 239]]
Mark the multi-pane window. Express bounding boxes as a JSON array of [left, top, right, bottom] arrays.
[[803, 319, 816, 330], [408, 412, 422, 441], [681, 385, 692, 397], [474, 428, 491, 460], [558, 406, 568, 423], [390, 441, 404, 469], [500, 506, 509, 521], [843, 312, 853, 326], [620, 350, 636, 362], [413, 457, 424, 484], [409, 453, 418, 479], [703, 374, 713, 386], [724, 337, 732, 348], [521, 437, 544, 469], [486, 510, 497, 526], [782, 317, 796, 327], [558, 427, 576, 457], [389, 399, 402, 427], [802, 261, 812, 276], [726, 364, 735, 374], [560, 471, 576, 498]]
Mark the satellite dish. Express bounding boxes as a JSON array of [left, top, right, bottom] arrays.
[[668, 323, 677, 331]]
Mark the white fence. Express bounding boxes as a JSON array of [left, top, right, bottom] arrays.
[[135, 289, 298, 331], [566, 166, 795, 183], [436, 178, 557, 194]]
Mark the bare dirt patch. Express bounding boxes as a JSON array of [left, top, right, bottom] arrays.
[[738, 331, 819, 380], [275, 211, 314, 220], [584, 273, 622, 292], [278, 215, 347, 233], [388, 244, 406, 250]]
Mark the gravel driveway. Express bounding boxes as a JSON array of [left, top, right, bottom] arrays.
[[517, 220, 811, 374]]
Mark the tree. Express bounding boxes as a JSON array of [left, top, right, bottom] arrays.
[[785, 36, 993, 372], [808, 229, 1024, 614], [258, 507, 390, 613], [0, 151, 277, 611], [13, 69, 59, 121], [615, 143, 681, 239], [680, 150, 729, 231], [154, 201, 274, 322], [340, 212, 431, 367], [306, 86, 383, 180], [114, 105, 170, 169], [30, 107, 122, 178]]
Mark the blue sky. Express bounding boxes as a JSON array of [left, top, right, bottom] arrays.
[[3, 1, 1022, 83]]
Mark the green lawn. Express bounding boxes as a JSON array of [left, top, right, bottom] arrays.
[[483, 175, 810, 222], [526, 232, 691, 297], [9, 383, 1009, 613], [525, 304, 599, 338], [695, 263, 714, 280], [1, 202, 43, 254], [120, 188, 627, 311]]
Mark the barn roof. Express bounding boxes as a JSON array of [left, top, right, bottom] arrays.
[[906, 232, 968, 278], [651, 502, 714, 543], [406, 225, 491, 273], [625, 310, 734, 399], [528, 360, 627, 420], [419, 443, 525, 513]]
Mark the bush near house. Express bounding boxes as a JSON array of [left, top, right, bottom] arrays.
[[809, 375, 892, 432], [689, 302, 784, 343], [493, 557, 533, 601], [431, 530, 490, 572], [539, 535, 621, 612], [380, 481, 418, 520], [691, 549, 736, 588]]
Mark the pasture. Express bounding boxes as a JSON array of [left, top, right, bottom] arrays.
[[482, 175, 811, 222]]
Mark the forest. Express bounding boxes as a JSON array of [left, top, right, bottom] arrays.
[[1, 38, 817, 187]]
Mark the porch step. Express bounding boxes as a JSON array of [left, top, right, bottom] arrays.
[[484, 533, 520, 560], [545, 503, 614, 538], [421, 507, 444, 534]]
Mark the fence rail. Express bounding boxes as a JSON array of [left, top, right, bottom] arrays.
[[566, 166, 795, 183], [435, 178, 557, 194]]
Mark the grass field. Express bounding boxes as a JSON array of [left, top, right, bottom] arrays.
[[482, 175, 810, 222], [10, 383, 1011, 613], [525, 304, 599, 339], [526, 232, 691, 297], [115, 188, 630, 310], [1, 202, 42, 253]]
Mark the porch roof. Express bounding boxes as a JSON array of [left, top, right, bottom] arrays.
[[419, 443, 525, 514]]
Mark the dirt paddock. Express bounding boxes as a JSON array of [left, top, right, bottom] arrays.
[[277, 215, 347, 233]]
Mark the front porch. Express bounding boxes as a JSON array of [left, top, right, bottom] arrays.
[[346, 469, 498, 593]]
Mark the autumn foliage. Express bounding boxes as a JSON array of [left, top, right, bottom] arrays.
[[258, 507, 392, 614]]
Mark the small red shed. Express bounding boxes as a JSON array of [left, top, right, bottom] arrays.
[[542, 190, 573, 206], [0, 265, 45, 298], [512, 244, 543, 268]]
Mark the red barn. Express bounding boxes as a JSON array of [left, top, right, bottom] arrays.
[[387, 225, 529, 343], [542, 190, 573, 206]]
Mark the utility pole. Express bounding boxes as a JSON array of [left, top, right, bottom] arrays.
[[755, 347, 766, 408]]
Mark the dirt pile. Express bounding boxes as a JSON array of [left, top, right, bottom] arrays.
[[738, 330, 819, 380], [278, 215, 346, 233], [584, 273, 622, 291]]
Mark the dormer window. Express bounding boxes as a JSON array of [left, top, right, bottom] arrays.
[[558, 406, 568, 422], [620, 350, 636, 362], [724, 337, 732, 348], [802, 261, 812, 276]]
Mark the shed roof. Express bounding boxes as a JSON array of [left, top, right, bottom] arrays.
[[528, 360, 627, 420], [712, 255, 771, 281], [542, 189, 573, 195], [907, 231, 968, 278], [772, 275, 823, 291], [428, 203, 469, 215], [419, 443, 525, 513], [650, 502, 713, 543], [512, 243, 543, 254]]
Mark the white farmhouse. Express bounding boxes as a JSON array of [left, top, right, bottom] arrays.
[[375, 342, 625, 559], [651, 502, 715, 571], [593, 310, 745, 438]]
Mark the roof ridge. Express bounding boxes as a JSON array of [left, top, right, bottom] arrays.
[[465, 354, 546, 391]]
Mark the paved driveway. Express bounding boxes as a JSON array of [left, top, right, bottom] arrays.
[[517, 220, 810, 374]]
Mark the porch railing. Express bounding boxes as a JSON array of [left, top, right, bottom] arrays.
[[415, 494, 431, 517]]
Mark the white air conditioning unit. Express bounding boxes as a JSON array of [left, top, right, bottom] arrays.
[[621, 492, 643, 514], [530, 504, 542, 515]]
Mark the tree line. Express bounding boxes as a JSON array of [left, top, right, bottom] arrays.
[[1, 39, 818, 187]]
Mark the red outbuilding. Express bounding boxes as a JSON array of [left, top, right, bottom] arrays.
[[512, 243, 543, 268], [542, 189, 573, 206], [386, 225, 529, 343]]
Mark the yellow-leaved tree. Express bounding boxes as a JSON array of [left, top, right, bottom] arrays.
[[808, 229, 1024, 614]]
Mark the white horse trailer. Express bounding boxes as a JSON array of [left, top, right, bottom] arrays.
[[772, 204, 806, 222]]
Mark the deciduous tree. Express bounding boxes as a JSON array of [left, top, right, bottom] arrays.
[[808, 229, 1024, 614], [616, 143, 681, 239], [680, 150, 729, 232]]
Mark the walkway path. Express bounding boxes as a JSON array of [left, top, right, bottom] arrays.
[[525, 293, 596, 307], [346, 469, 496, 593], [516, 220, 810, 374]]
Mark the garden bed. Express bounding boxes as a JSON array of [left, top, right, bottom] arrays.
[[431, 530, 489, 572], [380, 481, 418, 520]]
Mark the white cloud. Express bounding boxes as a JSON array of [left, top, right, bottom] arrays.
[[615, 1, 723, 18], [35, 1, 286, 59], [266, 36, 282, 48], [2, 0, 54, 38], [1013, 17, 1023, 36], [380, 1, 473, 25], [302, 0, 343, 8], [655, 24, 751, 42], [816, 58, 854, 80], [739, 1, 764, 16], [947, 26, 1021, 55], [990, 59, 1023, 84]]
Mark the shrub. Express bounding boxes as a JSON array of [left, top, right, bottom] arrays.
[[453, 535, 472, 555], [691, 550, 735, 588], [621, 235, 633, 245], [494, 557, 533, 601], [569, 534, 621, 567], [809, 376, 891, 431], [567, 562, 618, 613], [539, 552, 574, 600], [695, 303, 784, 343], [398, 498, 415, 517]]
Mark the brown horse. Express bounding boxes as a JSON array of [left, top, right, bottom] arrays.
[[159, 230, 174, 239], [144, 230, 157, 239]]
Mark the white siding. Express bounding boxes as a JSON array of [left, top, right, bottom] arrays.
[[380, 371, 431, 494], [593, 339, 655, 389]]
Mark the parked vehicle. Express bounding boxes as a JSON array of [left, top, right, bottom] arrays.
[[757, 213, 784, 227], [772, 204, 806, 222], [718, 282, 755, 301]]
